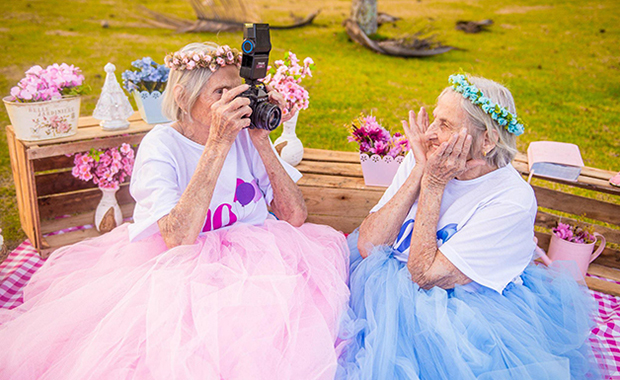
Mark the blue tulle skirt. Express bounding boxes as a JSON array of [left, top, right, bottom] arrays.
[[337, 230, 602, 380]]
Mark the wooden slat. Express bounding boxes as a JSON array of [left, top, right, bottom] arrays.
[[301, 187, 382, 217], [532, 186, 620, 225], [299, 173, 386, 191], [6, 126, 37, 246], [33, 155, 75, 172], [296, 160, 363, 178], [36, 170, 99, 196], [38, 184, 134, 220], [303, 148, 360, 164], [19, 112, 144, 148], [27, 133, 149, 160], [306, 214, 364, 235], [535, 210, 620, 245], [588, 264, 620, 283], [9, 127, 45, 251], [41, 228, 103, 257], [585, 277, 620, 297], [40, 203, 135, 234]]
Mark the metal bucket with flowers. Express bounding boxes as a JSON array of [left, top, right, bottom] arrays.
[[122, 57, 170, 124], [348, 114, 410, 187], [3, 63, 89, 141]]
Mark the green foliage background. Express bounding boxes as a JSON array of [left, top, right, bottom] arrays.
[[0, 0, 618, 249]]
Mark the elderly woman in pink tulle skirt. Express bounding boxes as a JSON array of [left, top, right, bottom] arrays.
[[0, 42, 350, 380]]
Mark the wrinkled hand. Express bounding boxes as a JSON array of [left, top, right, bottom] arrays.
[[424, 128, 485, 186], [207, 84, 252, 146], [402, 107, 430, 168]]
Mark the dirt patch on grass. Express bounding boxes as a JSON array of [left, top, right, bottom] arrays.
[[496, 5, 553, 15], [45, 30, 82, 37], [114, 33, 155, 44]]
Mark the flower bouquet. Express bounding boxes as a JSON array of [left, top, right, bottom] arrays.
[[348, 114, 410, 187], [122, 57, 170, 124], [536, 222, 606, 279], [263, 51, 315, 166], [262, 51, 314, 116], [72, 143, 136, 232], [4, 63, 89, 141]]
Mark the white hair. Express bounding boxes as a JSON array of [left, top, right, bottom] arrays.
[[440, 76, 519, 168], [161, 42, 220, 123]]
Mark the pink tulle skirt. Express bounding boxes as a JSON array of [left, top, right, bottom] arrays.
[[0, 220, 350, 380]]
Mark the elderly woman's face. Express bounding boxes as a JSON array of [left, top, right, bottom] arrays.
[[190, 65, 243, 125], [426, 90, 469, 155]]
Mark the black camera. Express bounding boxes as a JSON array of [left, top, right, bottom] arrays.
[[238, 23, 282, 131]]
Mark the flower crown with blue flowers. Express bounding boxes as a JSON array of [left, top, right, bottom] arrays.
[[448, 74, 525, 136]]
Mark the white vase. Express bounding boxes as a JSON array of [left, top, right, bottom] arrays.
[[274, 112, 304, 166], [95, 187, 123, 232]]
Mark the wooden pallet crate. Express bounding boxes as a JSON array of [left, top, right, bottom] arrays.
[[5, 112, 152, 258], [298, 148, 620, 295]]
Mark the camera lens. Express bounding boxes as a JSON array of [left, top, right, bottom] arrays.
[[252, 101, 282, 131]]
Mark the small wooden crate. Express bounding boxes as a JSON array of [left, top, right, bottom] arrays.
[[298, 148, 620, 295], [6, 112, 152, 258]]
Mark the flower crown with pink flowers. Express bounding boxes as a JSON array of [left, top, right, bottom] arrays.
[[164, 45, 242, 72]]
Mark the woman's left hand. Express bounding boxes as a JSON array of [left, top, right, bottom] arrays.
[[424, 128, 484, 186]]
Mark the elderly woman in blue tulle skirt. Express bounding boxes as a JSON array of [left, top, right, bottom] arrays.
[[338, 74, 602, 379]]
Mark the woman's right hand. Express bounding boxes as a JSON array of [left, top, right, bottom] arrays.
[[402, 107, 430, 168], [207, 84, 252, 147], [424, 128, 477, 186]]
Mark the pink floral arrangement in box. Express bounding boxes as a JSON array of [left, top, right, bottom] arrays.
[[9, 63, 89, 102], [552, 222, 595, 244], [72, 143, 135, 190], [262, 51, 314, 115], [348, 114, 410, 187], [348, 114, 410, 158]]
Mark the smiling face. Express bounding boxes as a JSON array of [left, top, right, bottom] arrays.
[[425, 90, 471, 156]]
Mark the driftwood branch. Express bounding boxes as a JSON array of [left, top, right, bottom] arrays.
[[344, 19, 453, 57], [139, 2, 320, 33]]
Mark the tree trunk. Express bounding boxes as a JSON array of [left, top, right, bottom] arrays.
[[351, 0, 377, 35]]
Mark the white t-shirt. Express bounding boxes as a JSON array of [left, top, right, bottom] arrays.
[[371, 152, 537, 293], [128, 124, 302, 242]]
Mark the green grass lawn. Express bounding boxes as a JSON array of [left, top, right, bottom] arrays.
[[1, 0, 619, 249]]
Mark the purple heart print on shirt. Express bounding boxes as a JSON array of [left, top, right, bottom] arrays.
[[234, 179, 260, 206]]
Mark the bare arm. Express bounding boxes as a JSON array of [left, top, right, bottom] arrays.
[[407, 128, 483, 289], [157, 143, 232, 248], [357, 166, 423, 257], [250, 134, 307, 226], [358, 108, 430, 258], [406, 176, 471, 289], [157, 85, 251, 248]]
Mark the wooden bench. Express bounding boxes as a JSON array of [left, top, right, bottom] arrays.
[[7, 116, 620, 294]]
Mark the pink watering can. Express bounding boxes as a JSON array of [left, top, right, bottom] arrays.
[[534, 233, 606, 280]]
